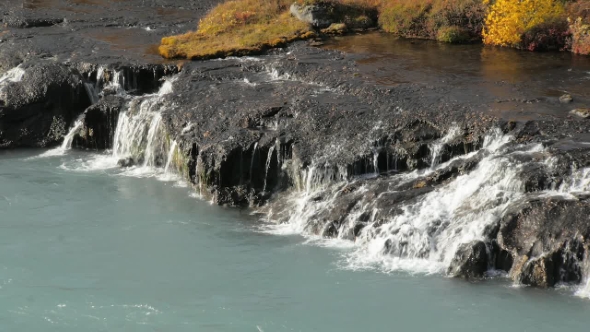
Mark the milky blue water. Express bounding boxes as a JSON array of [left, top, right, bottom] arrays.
[[2, 149, 590, 332]]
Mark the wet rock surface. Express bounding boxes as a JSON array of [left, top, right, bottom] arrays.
[[498, 198, 590, 287], [2, 0, 590, 290], [447, 241, 489, 280], [0, 61, 90, 147], [73, 95, 127, 150]]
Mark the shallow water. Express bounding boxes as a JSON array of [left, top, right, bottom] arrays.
[[323, 33, 590, 120], [1, 149, 590, 331]]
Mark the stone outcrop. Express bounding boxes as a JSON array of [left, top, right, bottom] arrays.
[[497, 198, 590, 287], [447, 241, 489, 280], [0, 62, 91, 148], [72, 95, 127, 150]]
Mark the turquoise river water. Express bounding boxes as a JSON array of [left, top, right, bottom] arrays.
[[2, 149, 590, 331]]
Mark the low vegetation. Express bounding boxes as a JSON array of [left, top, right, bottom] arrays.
[[159, 0, 590, 60], [159, 0, 314, 59]]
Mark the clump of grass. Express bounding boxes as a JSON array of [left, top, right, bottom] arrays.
[[378, 0, 433, 37], [159, 0, 314, 59], [378, 0, 485, 41]]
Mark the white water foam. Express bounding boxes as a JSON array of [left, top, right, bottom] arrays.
[[348, 141, 547, 274], [430, 125, 462, 168], [0, 66, 25, 85], [59, 153, 119, 172], [42, 75, 181, 186], [0, 66, 26, 100], [576, 278, 590, 299], [259, 129, 552, 276], [34, 116, 86, 158]]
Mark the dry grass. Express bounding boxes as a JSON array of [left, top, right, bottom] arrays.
[[159, 0, 313, 59]]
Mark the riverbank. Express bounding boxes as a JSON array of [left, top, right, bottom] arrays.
[[158, 0, 590, 60]]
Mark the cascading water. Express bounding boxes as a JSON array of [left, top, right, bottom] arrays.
[[576, 257, 590, 298], [262, 145, 276, 193], [0, 66, 25, 86], [43, 73, 179, 179], [164, 140, 178, 174], [430, 125, 461, 168], [349, 140, 542, 273], [260, 129, 553, 274], [111, 77, 177, 173], [249, 142, 259, 184], [0, 66, 26, 100]]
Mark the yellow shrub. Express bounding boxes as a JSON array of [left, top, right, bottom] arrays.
[[483, 0, 565, 47]]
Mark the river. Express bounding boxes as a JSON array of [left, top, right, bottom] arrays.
[[2, 148, 590, 331]]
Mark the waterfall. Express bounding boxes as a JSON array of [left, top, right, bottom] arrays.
[[430, 125, 462, 168], [261, 129, 547, 274], [84, 83, 99, 104], [164, 140, 178, 174], [61, 117, 84, 150], [141, 113, 164, 167], [0, 66, 26, 100], [36, 116, 85, 157], [351, 140, 539, 273], [249, 142, 259, 185], [0, 66, 25, 85], [576, 257, 590, 298], [112, 78, 176, 169], [372, 150, 379, 175], [41, 74, 178, 175], [578, 279, 590, 298], [262, 145, 276, 193], [96, 66, 105, 88]]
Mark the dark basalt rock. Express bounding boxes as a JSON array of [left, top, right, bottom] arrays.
[[118, 157, 136, 168], [73, 95, 127, 150], [497, 198, 590, 287], [447, 241, 489, 280], [0, 62, 91, 148]]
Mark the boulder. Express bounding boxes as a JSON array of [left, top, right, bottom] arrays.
[[447, 241, 489, 279], [497, 198, 590, 287], [290, 3, 333, 29]]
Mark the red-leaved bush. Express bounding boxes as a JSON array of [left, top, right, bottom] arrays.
[[521, 20, 571, 51]]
